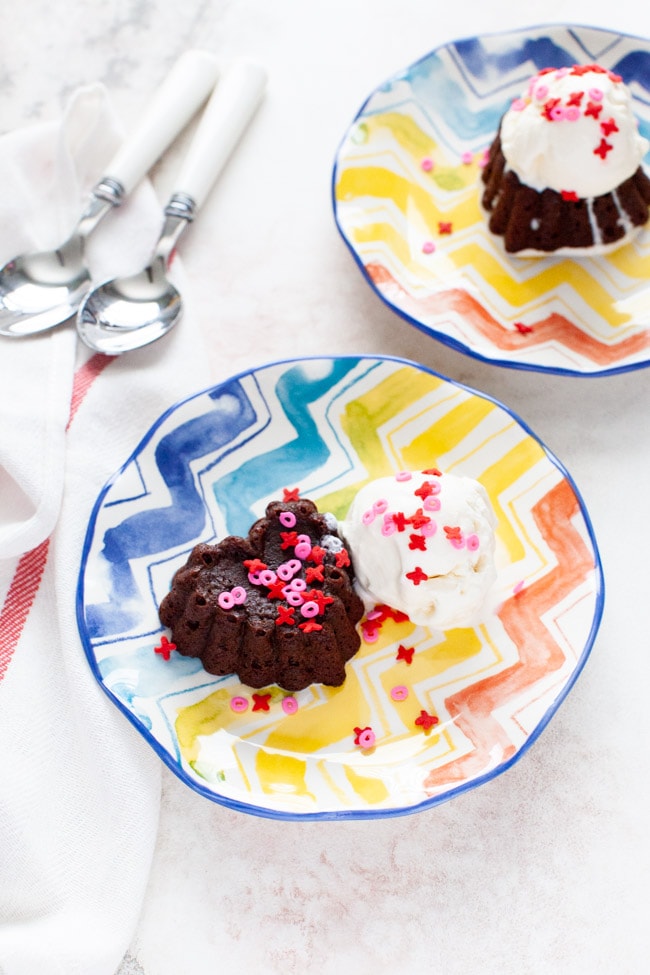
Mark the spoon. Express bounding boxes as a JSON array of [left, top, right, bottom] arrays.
[[0, 50, 220, 337], [76, 59, 266, 355]]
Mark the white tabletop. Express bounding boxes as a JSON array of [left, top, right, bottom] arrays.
[[3, 2, 650, 973]]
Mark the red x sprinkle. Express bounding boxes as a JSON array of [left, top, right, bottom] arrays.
[[392, 511, 410, 532], [566, 91, 584, 106], [406, 567, 428, 586], [422, 468, 442, 477], [585, 101, 603, 119], [374, 603, 410, 623], [243, 558, 267, 573], [308, 545, 326, 565], [299, 619, 323, 633], [415, 710, 439, 732], [305, 564, 324, 583], [252, 692, 272, 712], [276, 605, 295, 626], [444, 525, 462, 541], [594, 137, 613, 159], [571, 64, 595, 75], [409, 508, 431, 530], [601, 117, 619, 137], [396, 644, 415, 664], [414, 481, 434, 500], [305, 589, 334, 614], [408, 533, 427, 551], [280, 531, 299, 550], [282, 487, 300, 501], [267, 579, 288, 600], [571, 64, 608, 76], [154, 635, 176, 660], [335, 549, 350, 568], [560, 190, 579, 202], [438, 221, 453, 235]]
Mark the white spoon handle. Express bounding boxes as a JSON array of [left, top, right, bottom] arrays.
[[104, 49, 220, 196], [172, 59, 267, 211]]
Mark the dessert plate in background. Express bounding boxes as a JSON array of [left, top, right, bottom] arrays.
[[77, 356, 603, 820], [333, 24, 650, 376]]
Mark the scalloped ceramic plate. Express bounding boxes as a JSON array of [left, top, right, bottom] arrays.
[[333, 24, 650, 376], [77, 356, 603, 820]]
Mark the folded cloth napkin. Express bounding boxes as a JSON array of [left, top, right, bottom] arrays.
[[0, 85, 115, 560], [0, 87, 214, 974]]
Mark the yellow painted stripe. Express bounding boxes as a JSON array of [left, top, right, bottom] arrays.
[[254, 751, 316, 801], [175, 688, 233, 764], [400, 395, 496, 467], [364, 111, 437, 157], [480, 439, 549, 563], [451, 243, 629, 326], [343, 764, 390, 805], [604, 242, 650, 279], [317, 367, 446, 517], [336, 165, 480, 230], [399, 399, 547, 562], [338, 160, 640, 328]]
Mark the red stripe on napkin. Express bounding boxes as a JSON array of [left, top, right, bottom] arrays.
[[0, 353, 115, 685], [67, 353, 115, 429], [0, 538, 50, 681]]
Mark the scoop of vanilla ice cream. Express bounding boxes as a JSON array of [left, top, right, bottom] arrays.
[[342, 470, 497, 629], [500, 65, 648, 198]]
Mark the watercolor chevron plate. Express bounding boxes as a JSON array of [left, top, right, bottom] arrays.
[[333, 24, 650, 376], [77, 356, 603, 820]]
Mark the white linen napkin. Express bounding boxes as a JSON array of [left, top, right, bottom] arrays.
[[0, 86, 214, 974], [0, 85, 117, 560]]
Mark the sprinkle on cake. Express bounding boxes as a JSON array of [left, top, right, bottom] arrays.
[[158, 498, 364, 691]]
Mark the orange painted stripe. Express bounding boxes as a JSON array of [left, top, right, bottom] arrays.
[[366, 263, 650, 366], [423, 478, 594, 791]]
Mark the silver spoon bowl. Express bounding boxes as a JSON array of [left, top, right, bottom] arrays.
[[0, 180, 121, 337], [76, 194, 191, 354], [77, 60, 266, 355], [0, 50, 219, 338]]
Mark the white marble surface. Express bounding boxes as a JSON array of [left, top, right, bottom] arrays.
[[3, 1, 650, 972]]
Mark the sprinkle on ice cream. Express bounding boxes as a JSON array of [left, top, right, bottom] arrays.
[[342, 469, 497, 630], [500, 64, 649, 199]]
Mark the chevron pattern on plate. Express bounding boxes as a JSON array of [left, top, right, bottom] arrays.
[[333, 25, 650, 376], [77, 357, 603, 819]]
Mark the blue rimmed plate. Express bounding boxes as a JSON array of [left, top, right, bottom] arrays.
[[77, 355, 603, 819], [333, 24, 650, 376]]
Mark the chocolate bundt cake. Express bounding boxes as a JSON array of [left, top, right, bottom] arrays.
[[159, 498, 364, 691], [482, 131, 650, 254], [481, 64, 650, 255]]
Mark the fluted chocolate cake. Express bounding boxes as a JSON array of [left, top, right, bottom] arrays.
[[159, 498, 364, 691]]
